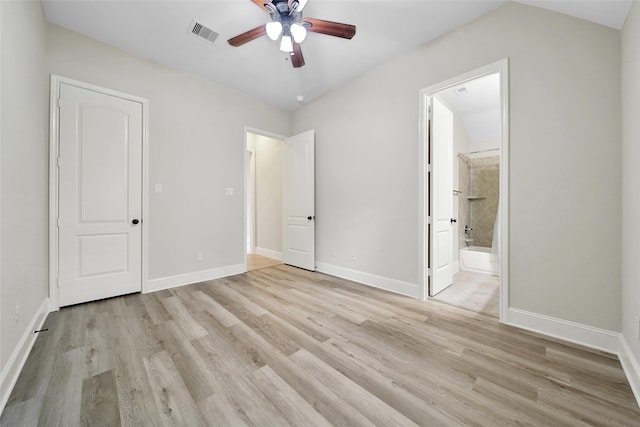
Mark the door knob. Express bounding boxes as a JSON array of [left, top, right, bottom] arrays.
[[450, 218, 457, 224], [307, 216, 315, 221], [132, 219, 140, 225]]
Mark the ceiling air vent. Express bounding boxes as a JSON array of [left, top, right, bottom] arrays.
[[189, 20, 218, 44]]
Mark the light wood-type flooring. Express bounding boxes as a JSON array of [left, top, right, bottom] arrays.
[[2, 265, 639, 426]]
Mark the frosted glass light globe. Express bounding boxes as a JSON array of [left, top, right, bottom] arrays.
[[266, 21, 283, 40]]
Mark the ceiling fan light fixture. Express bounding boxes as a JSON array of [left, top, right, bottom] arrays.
[[228, 0, 356, 69], [280, 35, 293, 52], [290, 23, 307, 43], [294, 0, 309, 12], [265, 21, 283, 40]]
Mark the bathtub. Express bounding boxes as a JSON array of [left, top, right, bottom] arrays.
[[459, 246, 499, 276]]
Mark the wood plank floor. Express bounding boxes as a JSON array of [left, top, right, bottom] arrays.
[[2, 265, 639, 426]]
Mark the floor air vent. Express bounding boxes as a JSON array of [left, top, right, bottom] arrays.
[[189, 20, 218, 44]]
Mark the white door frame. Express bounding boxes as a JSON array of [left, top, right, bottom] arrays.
[[49, 75, 149, 311], [418, 59, 510, 321], [246, 148, 256, 254], [243, 126, 286, 271]]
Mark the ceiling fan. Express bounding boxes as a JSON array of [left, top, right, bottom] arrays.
[[227, 0, 356, 68]]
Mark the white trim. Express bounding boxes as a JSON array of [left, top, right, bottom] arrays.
[[506, 308, 620, 354], [246, 147, 256, 255], [141, 89, 150, 296], [619, 336, 640, 406], [254, 247, 283, 261], [145, 264, 245, 293], [0, 299, 49, 413], [48, 75, 149, 310], [316, 262, 421, 299], [418, 59, 510, 323], [505, 308, 640, 408]]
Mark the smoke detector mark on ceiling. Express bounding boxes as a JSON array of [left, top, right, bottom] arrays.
[[455, 87, 468, 96], [189, 20, 218, 44]]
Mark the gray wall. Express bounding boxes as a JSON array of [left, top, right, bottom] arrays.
[[292, 2, 622, 331], [1, 0, 634, 393], [254, 134, 283, 255], [46, 24, 291, 281], [622, 1, 640, 371], [0, 1, 49, 373]]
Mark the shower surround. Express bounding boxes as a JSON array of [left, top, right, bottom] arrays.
[[458, 154, 500, 248]]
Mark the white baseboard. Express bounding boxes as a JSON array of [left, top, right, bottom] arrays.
[[316, 262, 421, 299], [505, 307, 620, 354], [619, 336, 640, 407], [254, 247, 283, 261], [0, 298, 49, 413], [145, 264, 245, 293]]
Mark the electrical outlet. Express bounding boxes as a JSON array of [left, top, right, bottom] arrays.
[[14, 305, 19, 327], [196, 251, 203, 262], [350, 251, 356, 261]]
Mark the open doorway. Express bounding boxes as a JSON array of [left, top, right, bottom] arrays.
[[419, 60, 509, 320], [245, 130, 285, 272]]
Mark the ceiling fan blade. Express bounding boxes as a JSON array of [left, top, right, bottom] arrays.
[[227, 25, 266, 47], [251, 0, 274, 13], [288, 0, 308, 13], [291, 42, 305, 68], [304, 18, 356, 39]]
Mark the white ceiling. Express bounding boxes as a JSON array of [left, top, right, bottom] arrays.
[[438, 73, 501, 149], [438, 73, 501, 117], [41, 0, 633, 111]]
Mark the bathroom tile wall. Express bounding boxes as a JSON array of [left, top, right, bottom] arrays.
[[469, 155, 500, 248]]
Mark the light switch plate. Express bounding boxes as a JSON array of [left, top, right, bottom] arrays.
[[154, 184, 163, 193], [225, 188, 234, 196]]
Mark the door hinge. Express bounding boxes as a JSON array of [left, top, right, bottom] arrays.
[[427, 164, 432, 173], [57, 157, 61, 168], [427, 268, 432, 277], [57, 217, 61, 227], [427, 216, 432, 224]]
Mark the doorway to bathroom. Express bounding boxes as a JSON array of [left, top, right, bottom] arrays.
[[419, 60, 509, 320]]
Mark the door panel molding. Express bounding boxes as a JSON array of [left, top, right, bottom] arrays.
[[283, 129, 315, 271], [429, 98, 455, 296], [49, 75, 149, 311]]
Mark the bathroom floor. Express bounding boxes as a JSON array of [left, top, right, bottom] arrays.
[[432, 270, 500, 317]]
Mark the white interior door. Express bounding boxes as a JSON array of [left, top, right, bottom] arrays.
[[283, 129, 315, 270], [57, 83, 143, 307], [429, 98, 454, 296]]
